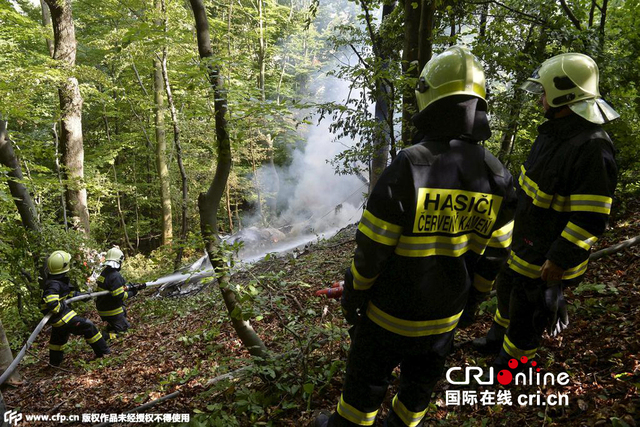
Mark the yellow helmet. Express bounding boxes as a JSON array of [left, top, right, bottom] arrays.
[[415, 45, 487, 113], [48, 250, 71, 275], [521, 52, 619, 124]]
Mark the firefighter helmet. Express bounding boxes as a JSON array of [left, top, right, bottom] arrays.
[[48, 250, 71, 275], [415, 45, 487, 113], [521, 52, 619, 124], [105, 247, 124, 268]]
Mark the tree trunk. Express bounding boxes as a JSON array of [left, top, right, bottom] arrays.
[[402, 0, 436, 145], [369, 3, 395, 193], [153, 0, 173, 247], [189, 0, 268, 358], [160, 40, 188, 267], [0, 319, 22, 386], [40, 0, 54, 57], [258, 0, 266, 102], [44, 0, 90, 235], [0, 121, 40, 231]]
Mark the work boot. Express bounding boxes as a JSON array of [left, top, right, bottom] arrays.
[[471, 337, 502, 354]]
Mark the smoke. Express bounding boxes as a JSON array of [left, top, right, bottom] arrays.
[[237, 73, 366, 252]]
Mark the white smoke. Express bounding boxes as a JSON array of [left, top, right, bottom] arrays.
[[232, 73, 366, 259]]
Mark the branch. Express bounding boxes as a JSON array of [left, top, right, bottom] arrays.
[[469, 1, 546, 25], [559, 0, 582, 30], [359, 0, 380, 58]]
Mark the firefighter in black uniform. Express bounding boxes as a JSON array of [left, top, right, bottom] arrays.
[[471, 53, 619, 367], [41, 251, 110, 366], [314, 46, 517, 427], [95, 247, 145, 340]]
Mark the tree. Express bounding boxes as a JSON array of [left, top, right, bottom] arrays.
[[189, 0, 268, 358], [43, 0, 90, 234], [0, 121, 39, 232], [154, 0, 173, 247], [0, 319, 22, 386]]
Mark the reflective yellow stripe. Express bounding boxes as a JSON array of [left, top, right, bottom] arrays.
[[336, 394, 378, 426], [358, 210, 403, 246], [563, 258, 588, 280], [520, 166, 612, 214], [503, 335, 537, 359], [52, 310, 78, 327], [473, 273, 494, 293], [44, 294, 60, 303], [508, 251, 588, 280], [123, 292, 129, 301], [49, 344, 65, 351], [366, 302, 461, 337], [394, 233, 489, 258], [87, 331, 103, 344], [391, 395, 426, 427], [351, 260, 378, 290], [551, 194, 612, 214], [561, 222, 598, 250], [98, 307, 124, 317], [507, 252, 542, 279], [494, 308, 509, 328], [519, 166, 554, 209], [488, 220, 514, 248], [111, 287, 125, 297], [109, 332, 117, 340]]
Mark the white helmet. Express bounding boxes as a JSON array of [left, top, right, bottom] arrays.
[[105, 247, 124, 269]]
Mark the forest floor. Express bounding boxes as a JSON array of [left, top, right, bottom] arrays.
[[3, 197, 640, 427]]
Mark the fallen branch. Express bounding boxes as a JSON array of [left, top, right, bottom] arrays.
[[589, 235, 640, 260]]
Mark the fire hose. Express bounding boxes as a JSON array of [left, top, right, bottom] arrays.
[[0, 266, 218, 387]]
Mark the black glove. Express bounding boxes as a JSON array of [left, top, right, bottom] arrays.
[[341, 268, 368, 326], [129, 282, 146, 291], [550, 291, 569, 337], [533, 281, 569, 336]]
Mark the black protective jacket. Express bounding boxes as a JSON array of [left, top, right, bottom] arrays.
[[344, 96, 517, 337], [40, 275, 79, 327], [95, 267, 136, 317], [507, 114, 617, 283]]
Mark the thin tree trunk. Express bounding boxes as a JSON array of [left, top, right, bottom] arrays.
[[226, 181, 234, 234], [44, 0, 90, 235], [159, 14, 188, 267], [0, 121, 40, 231], [102, 112, 134, 251], [479, 2, 489, 37], [190, 0, 267, 358], [258, 0, 266, 102], [0, 319, 22, 386], [153, 0, 173, 247], [52, 123, 68, 230], [249, 139, 265, 225], [370, 3, 395, 193], [40, 0, 54, 57], [401, 0, 426, 145]]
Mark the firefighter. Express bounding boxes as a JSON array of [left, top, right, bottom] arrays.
[[95, 247, 145, 340], [41, 251, 110, 366], [314, 46, 517, 427], [472, 53, 618, 368]]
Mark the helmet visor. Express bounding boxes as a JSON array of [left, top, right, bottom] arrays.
[[568, 98, 620, 124], [521, 80, 544, 94]]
